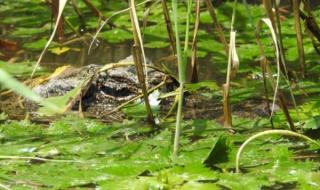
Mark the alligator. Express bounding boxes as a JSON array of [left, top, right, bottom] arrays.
[[28, 56, 169, 121], [0, 56, 279, 122]]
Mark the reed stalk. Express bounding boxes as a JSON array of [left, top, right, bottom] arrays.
[[292, 0, 305, 77], [273, 1, 301, 129], [172, 0, 186, 156], [263, 0, 290, 79], [260, 58, 274, 128], [256, 18, 297, 131], [129, 0, 155, 125], [161, 0, 176, 55], [223, 0, 239, 131], [51, 0, 65, 42], [300, 7, 320, 53], [183, 0, 192, 52], [190, 0, 200, 83], [302, 1, 320, 42]]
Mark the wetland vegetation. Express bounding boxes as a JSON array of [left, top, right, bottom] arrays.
[[0, 0, 320, 189]]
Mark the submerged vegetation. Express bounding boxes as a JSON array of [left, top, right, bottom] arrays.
[[0, 0, 320, 189]]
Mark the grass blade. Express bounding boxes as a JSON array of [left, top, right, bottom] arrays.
[[0, 69, 59, 112]]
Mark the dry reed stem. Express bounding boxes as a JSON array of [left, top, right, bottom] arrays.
[[256, 18, 280, 118], [223, 30, 238, 130], [265, 2, 301, 127], [161, 0, 176, 55], [133, 45, 155, 124], [256, 19, 296, 131], [292, 0, 305, 77], [204, 0, 229, 55], [190, 0, 200, 83], [129, 0, 155, 124], [222, 84, 232, 130], [235, 130, 320, 173], [260, 58, 274, 128]]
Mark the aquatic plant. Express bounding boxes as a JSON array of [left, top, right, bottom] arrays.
[[0, 1, 320, 189]]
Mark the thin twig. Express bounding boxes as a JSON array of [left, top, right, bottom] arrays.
[[0, 155, 85, 163], [88, 0, 153, 54]]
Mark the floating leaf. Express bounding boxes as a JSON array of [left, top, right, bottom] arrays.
[[23, 38, 48, 51], [304, 115, 320, 130], [98, 28, 132, 43], [185, 81, 219, 92], [10, 26, 49, 38], [144, 41, 169, 48], [0, 60, 46, 76], [203, 136, 230, 167]]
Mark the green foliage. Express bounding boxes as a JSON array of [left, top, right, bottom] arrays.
[[185, 81, 219, 92], [1, 1, 320, 189], [304, 116, 320, 130], [0, 117, 319, 189], [0, 61, 46, 77], [98, 28, 133, 43], [22, 38, 49, 51], [144, 41, 169, 48], [11, 26, 50, 38], [0, 69, 42, 102]]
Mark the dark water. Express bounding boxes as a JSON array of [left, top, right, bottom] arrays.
[[41, 39, 224, 84], [43, 40, 170, 68]]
